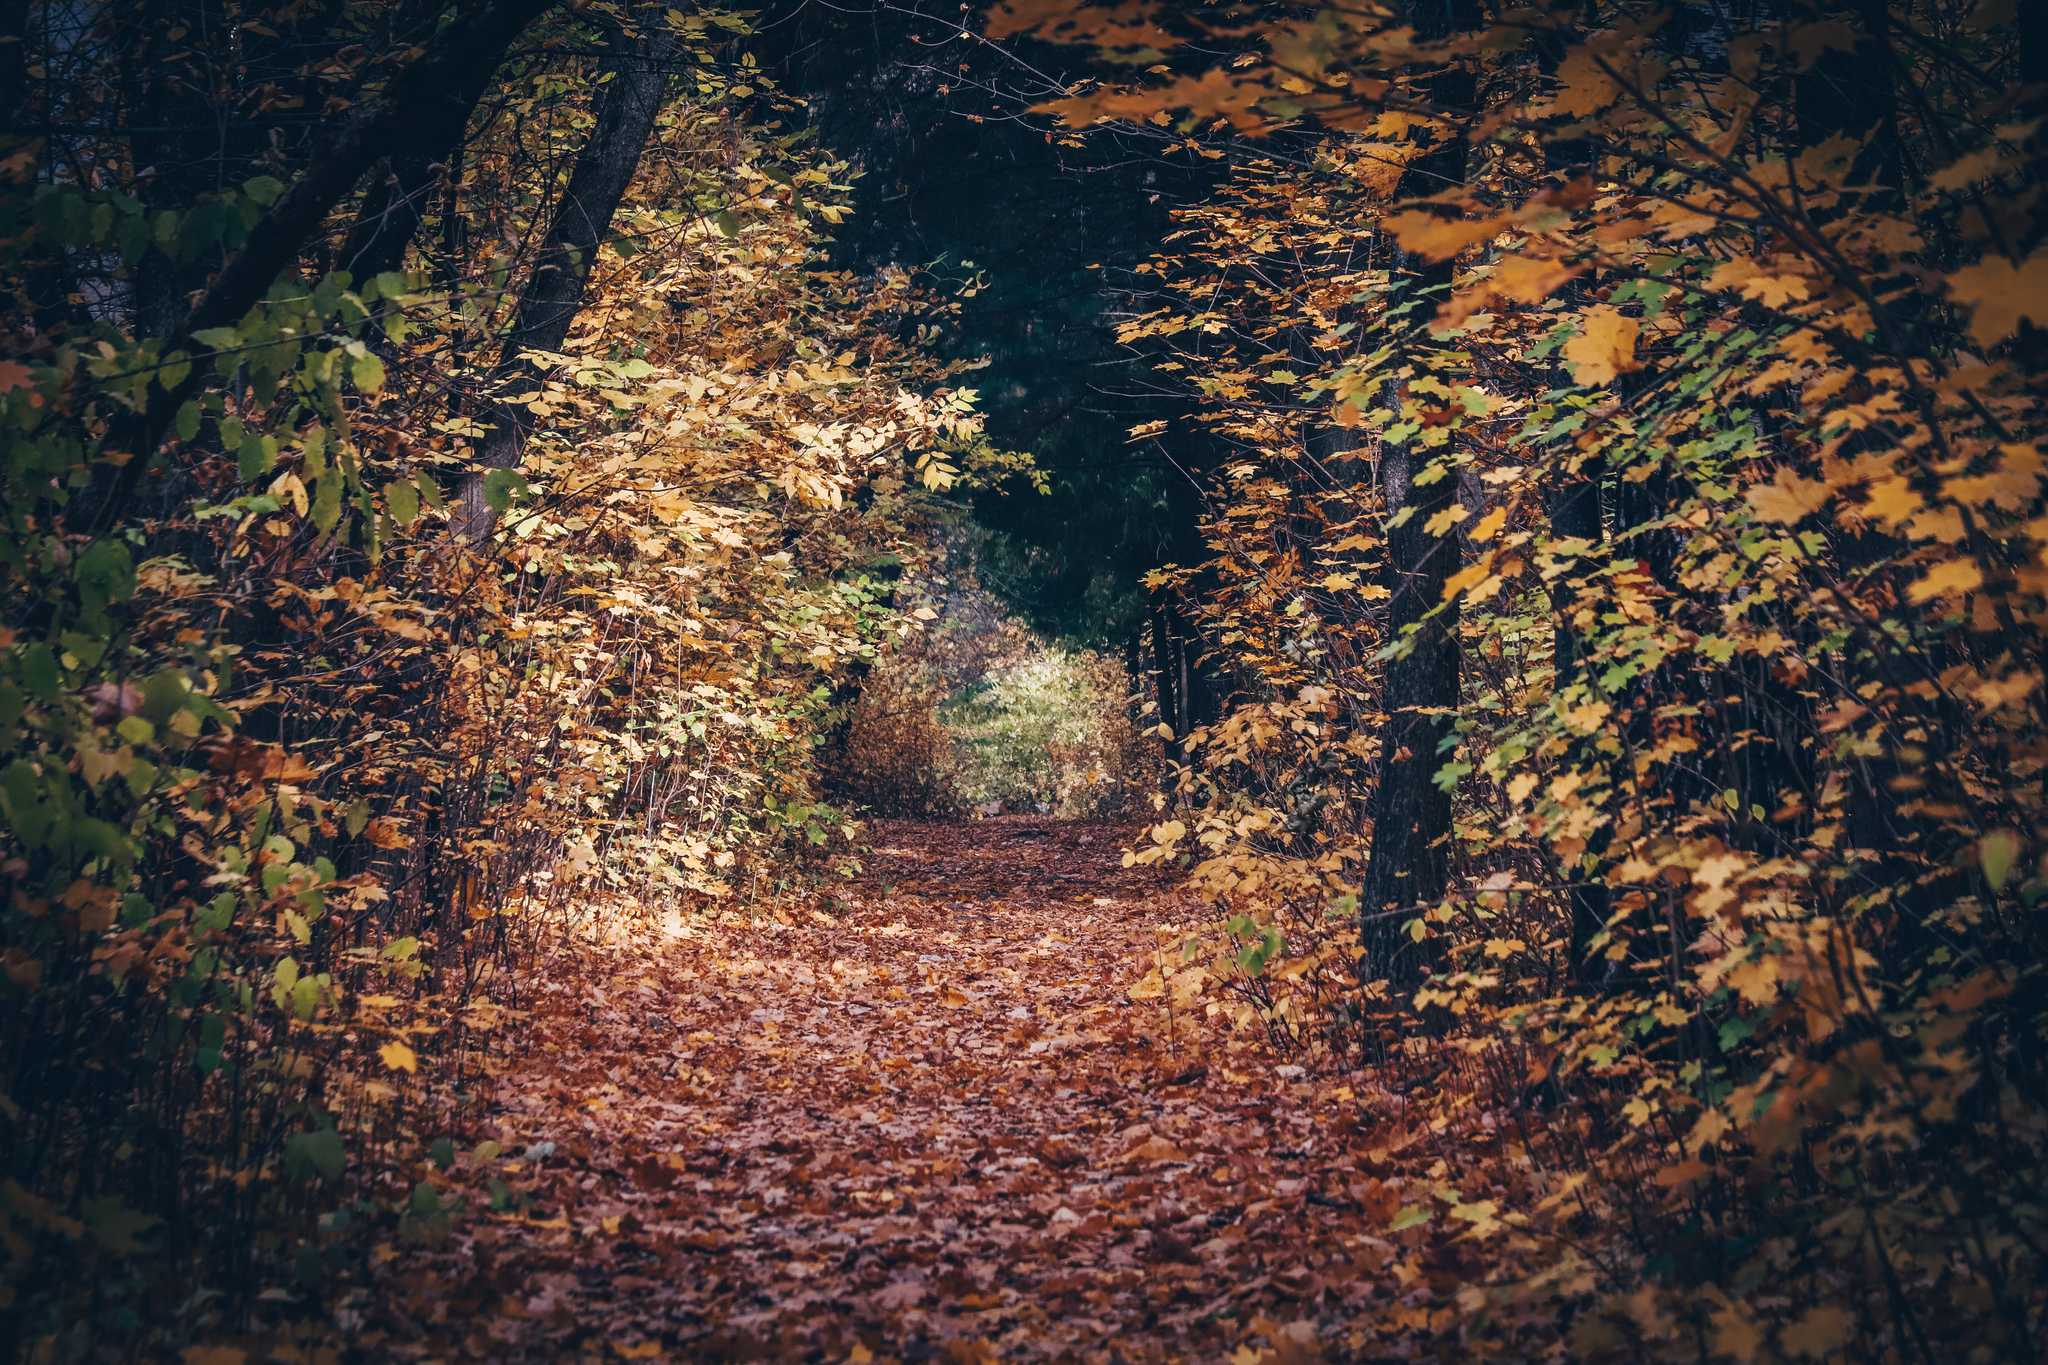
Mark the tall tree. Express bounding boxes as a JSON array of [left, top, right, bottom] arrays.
[[453, 8, 678, 539]]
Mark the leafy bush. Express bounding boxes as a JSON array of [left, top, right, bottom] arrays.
[[832, 587, 1158, 819]]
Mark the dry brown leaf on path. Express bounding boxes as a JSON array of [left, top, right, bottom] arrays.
[[343, 817, 1455, 1364]]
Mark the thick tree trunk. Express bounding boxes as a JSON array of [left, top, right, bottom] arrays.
[[451, 12, 675, 541]]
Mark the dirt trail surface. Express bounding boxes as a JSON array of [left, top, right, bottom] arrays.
[[364, 819, 1427, 1363]]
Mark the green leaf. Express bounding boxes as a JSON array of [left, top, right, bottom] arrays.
[[198, 894, 235, 932], [430, 1138, 456, 1170], [1981, 830, 2023, 890], [351, 352, 386, 393], [285, 1128, 347, 1182], [715, 210, 741, 238], [415, 469, 448, 511], [239, 434, 275, 482], [116, 716, 154, 746], [385, 479, 421, 527], [242, 174, 285, 207], [1388, 1206, 1432, 1231], [312, 464, 345, 536], [175, 400, 202, 443], [139, 670, 188, 724], [345, 797, 371, 837], [75, 539, 136, 623], [482, 469, 528, 514], [59, 630, 105, 668], [19, 645, 57, 703]]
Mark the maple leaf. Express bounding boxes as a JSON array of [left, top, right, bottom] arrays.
[[1423, 503, 1467, 537], [379, 1041, 419, 1073], [1946, 253, 2048, 347], [1860, 477, 1920, 525], [1385, 210, 1505, 263], [1560, 306, 1640, 386], [1906, 558, 1984, 604], [1745, 466, 1831, 523], [1780, 1305, 1856, 1359]]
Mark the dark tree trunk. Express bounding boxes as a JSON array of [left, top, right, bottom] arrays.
[[1546, 476, 1612, 984], [1358, 3, 1476, 983], [452, 11, 676, 540]]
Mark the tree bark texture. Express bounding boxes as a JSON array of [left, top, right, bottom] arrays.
[[1357, 2, 1477, 983]]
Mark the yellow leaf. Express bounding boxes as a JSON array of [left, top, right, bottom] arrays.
[[1505, 772, 1539, 805], [1860, 477, 1921, 526], [379, 1041, 418, 1074], [1745, 465, 1831, 523], [942, 987, 973, 1007], [1423, 503, 1467, 537], [1385, 211, 1505, 263], [1469, 506, 1508, 542], [1688, 1108, 1730, 1152], [1906, 558, 1984, 605], [1709, 257, 1812, 308], [1548, 45, 1620, 116], [1780, 1305, 1856, 1359], [1442, 554, 1496, 600], [267, 471, 309, 517], [1946, 253, 2048, 347], [1561, 306, 1639, 386]]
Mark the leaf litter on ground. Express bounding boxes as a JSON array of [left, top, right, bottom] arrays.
[[334, 817, 1467, 1364]]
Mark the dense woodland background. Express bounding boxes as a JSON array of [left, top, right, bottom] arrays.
[[3, 0, 2047, 1359]]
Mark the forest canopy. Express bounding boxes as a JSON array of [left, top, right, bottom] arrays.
[[3, 0, 2047, 1360]]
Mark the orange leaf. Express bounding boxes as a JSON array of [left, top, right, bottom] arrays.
[[379, 1041, 418, 1073], [1745, 466, 1831, 523], [1384, 211, 1506, 263], [1905, 558, 1984, 605], [1560, 306, 1640, 387], [1946, 253, 2048, 348], [1121, 1135, 1189, 1163]]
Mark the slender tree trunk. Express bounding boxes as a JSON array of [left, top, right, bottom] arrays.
[[1357, 4, 1476, 983], [84, 0, 557, 533], [1546, 477, 1614, 984], [1358, 386, 1462, 978], [451, 11, 676, 540]]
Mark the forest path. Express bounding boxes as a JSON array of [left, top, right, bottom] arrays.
[[371, 819, 1417, 1364]]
